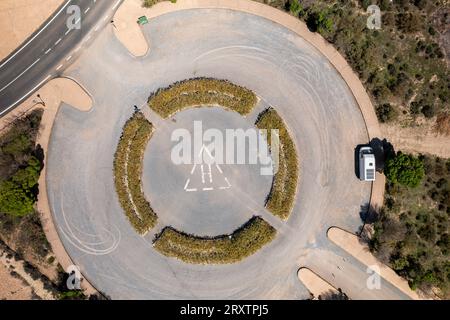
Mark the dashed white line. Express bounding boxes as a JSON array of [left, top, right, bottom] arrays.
[[54, 38, 62, 46], [203, 188, 214, 191], [65, 29, 71, 35], [0, 75, 51, 117], [56, 64, 63, 71], [45, 48, 52, 54], [184, 179, 190, 190], [0, 58, 41, 93], [84, 7, 90, 14], [0, 0, 72, 70], [65, 55, 72, 61], [103, 14, 109, 22]]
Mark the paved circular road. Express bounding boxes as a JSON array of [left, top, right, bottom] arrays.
[[46, 9, 379, 299]]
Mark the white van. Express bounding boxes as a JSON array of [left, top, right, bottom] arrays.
[[359, 146, 376, 181]]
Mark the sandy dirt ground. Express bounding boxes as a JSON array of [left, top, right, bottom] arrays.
[[381, 122, 450, 158], [298, 268, 339, 299], [0, 0, 64, 61], [0, 246, 55, 300], [0, 262, 33, 300], [0, 77, 95, 296], [327, 227, 423, 300]]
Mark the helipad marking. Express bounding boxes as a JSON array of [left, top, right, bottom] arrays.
[[183, 144, 232, 192]]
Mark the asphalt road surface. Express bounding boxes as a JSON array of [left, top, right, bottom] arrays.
[[0, 0, 123, 117], [46, 9, 410, 299]]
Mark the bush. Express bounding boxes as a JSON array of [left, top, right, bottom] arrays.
[[0, 156, 42, 216], [421, 105, 436, 118], [147, 78, 257, 118], [376, 103, 397, 123], [255, 108, 298, 220], [153, 216, 276, 264], [306, 9, 333, 34], [385, 152, 425, 188], [113, 112, 157, 234]]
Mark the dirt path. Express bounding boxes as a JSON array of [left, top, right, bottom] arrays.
[[0, 0, 64, 61], [381, 123, 450, 158]]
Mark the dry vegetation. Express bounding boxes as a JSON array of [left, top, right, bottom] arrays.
[[256, 108, 298, 220], [147, 78, 257, 118], [371, 155, 450, 298], [153, 216, 276, 264], [114, 112, 157, 234]]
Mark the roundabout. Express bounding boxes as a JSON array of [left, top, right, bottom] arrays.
[[45, 6, 378, 299]]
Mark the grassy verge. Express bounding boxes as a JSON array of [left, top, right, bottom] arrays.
[[114, 112, 157, 234], [256, 108, 298, 220], [370, 155, 449, 298], [147, 78, 257, 118], [153, 216, 276, 264]]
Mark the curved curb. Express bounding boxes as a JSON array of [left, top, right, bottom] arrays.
[[297, 267, 341, 300], [114, 0, 385, 216], [327, 226, 422, 300], [4, 77, 98, 296]]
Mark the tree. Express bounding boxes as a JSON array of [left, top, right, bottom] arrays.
[[0, 156, 41, 216], [385, 152, 425, 188]]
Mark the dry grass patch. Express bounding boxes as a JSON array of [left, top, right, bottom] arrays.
[[147, 78, 257, 118], [114, 112, 157, 234], [153, 216, 276, 264], [256, 108, 298, 220]]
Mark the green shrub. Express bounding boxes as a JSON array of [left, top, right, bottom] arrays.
[[148, 78, 257, 118], [142, 0, 159, 8], [376, 103, 397, 123], [113, 112, 157, 234], [153, 216, 276, 264], [0, 156, 41, 216], [385, 152, 425, 188], [255, 108, 298, 220]]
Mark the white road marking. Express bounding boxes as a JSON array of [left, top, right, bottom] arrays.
[[65, 29, 71, 35], [186, 188, 197, 192], [0, 75, 51, 117], [0, 58, 41, 93], [103, 14, 109, 22], [84, 7, 90, 14], [54, 38, 62, 46], [112, 0, 121, 10], [66, 55, 72, 61], [45, 48, 52, 54], [184, 179, 190, 190], [0, 0, 72, 70], [190, 164, 197, 175], [203, 188, 214, 191], [207, 164, 212, 183], [200, 165, 205, 184], [56, 64, 63, 71]]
